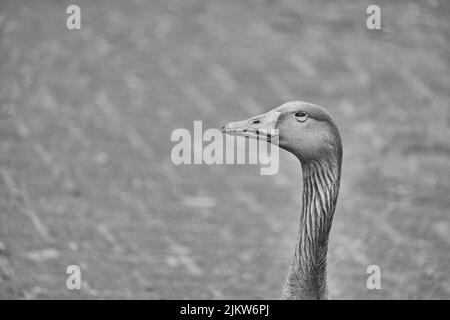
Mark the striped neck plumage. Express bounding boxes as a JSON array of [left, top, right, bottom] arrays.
[[282, 157, 341, 300]]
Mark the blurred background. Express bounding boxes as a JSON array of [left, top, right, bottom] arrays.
[[0, 0, 449, 299]]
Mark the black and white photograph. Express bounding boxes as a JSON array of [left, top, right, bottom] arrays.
[[0, 0, 449, 304]]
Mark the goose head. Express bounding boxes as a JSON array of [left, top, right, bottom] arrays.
[[222, 101, 342, 164]]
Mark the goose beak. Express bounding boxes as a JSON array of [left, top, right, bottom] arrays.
[[222, 109, 280, 143]]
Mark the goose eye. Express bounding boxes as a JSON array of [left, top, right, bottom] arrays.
[[294, 112, 308, 122]]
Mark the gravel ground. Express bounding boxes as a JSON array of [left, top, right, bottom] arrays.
[[0, 0, 449, 299]]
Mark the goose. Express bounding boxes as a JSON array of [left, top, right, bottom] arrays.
[[223, 101, 342, 300]]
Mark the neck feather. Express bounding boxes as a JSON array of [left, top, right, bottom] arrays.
[[282, 156, 341, 300]]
